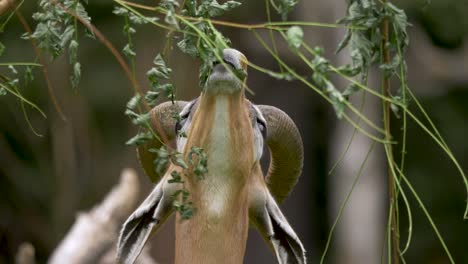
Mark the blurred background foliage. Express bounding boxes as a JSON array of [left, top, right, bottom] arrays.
[[0, 0, 467, 263]]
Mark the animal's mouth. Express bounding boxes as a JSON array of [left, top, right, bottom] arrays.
[[210, 59, 247, 82], [204, 49, 247, 93], [212, 59, 236, 70]]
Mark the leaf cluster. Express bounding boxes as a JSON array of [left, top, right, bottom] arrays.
[[146, 54, 174, 105], [121, 49, 209, 220], [113, 6, 158, 60], [284, 27, 350, 119], [337, 0, 410, 104], [27, 0, 92, 90], [187, 146, 208, 180], [172, 189, 194, 219], [270, 0, 299, 21], [167, 146, 208, 219], [177, 0, 241, 87], [123, 52, 174, 144]]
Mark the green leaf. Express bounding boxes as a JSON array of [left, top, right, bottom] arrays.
[[147, 54, 172, 81], [169, 170, 184, 183], [286, 26, 303, 51], [199, 0, 241, 18], [8, 78, 19, 87], [113, 7, 129, 16], [181, 189, 190, 201], [165, 10, 179, 28], [336, 29, 351, 54], [124, 108, 138, 119], [179, 202, 194, 219], [74, 2, 91, 24], [153, 54, 169, 70], [188, 146, 208, 180], [177, 38, 199, 57], [380, 54, 401, 78], [342, 83, 360, 98], [133, 112, 150, 126], [145, 91, 160, 106], [125, 108, 150, 126], [386, 2, 410, 48], [0, 87, 6, 96], [157, 83, 175, 98], [8, 65, 18, 74], [183, 0, 198, 16], [60, 25, 75, 49], [127, 94, 141, 110], [152, 147, 171, 175], [160, 0, 180, 28], [391, 102, 401, 119], [276, 0, 299, 21], [123, 24, 136, 35], [336, 64, 360, 77], [84, 27, 96, 39], [25, 66, 34, 84], [172, 153, 188, 169], [123, 44, 136, 58], [69, 40, 79, 63], [70, 62, 81, 89], [267, 71, 295, 81], [126, 131, 153, 146], [325, 81, 345, 119]]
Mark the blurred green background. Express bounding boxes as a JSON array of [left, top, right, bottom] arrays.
[[0, 0, 466, 263]]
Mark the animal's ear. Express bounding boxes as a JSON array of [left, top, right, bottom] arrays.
[[117, 180, 174, 264], [138, 101, 188, 183], [267, 193, 306, 264], [252, 190, 306, 264]]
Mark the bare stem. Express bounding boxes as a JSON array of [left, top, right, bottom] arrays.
[[381, 1, 399, 263]]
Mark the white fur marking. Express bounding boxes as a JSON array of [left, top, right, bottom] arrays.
[[204, 95, 231, 219]]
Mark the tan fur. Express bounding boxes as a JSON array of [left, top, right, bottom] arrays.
[[175, 91, 256, 264]]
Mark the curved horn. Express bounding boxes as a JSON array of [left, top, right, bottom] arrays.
[[138, 101, 187, 182], [258, 105, 304, 203]]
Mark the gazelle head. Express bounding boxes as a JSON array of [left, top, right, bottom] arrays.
[[118, 48, 305, 264], [204, 48, 248, 95]]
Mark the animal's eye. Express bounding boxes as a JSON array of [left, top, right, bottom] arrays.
[[176, 118, 187, 135], [257, 118, 267, 139], [175, 121, 183, 134]]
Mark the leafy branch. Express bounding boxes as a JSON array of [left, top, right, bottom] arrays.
[[0, 0, 465, 261]]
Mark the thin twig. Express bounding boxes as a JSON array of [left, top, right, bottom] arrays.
[[118, 0, 364, 30]]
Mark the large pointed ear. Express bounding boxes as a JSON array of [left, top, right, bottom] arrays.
[[266, 191, 306, 264], [251, 189, 306, 264], [117, 179, 174, 264], [137, 101, 188, 183]]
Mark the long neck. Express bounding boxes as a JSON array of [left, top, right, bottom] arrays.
[[175, 92, 254, 264]]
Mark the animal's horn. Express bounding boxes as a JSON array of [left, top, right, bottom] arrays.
[[258, 105, 304, 203], [138, 101, 187, 182]]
